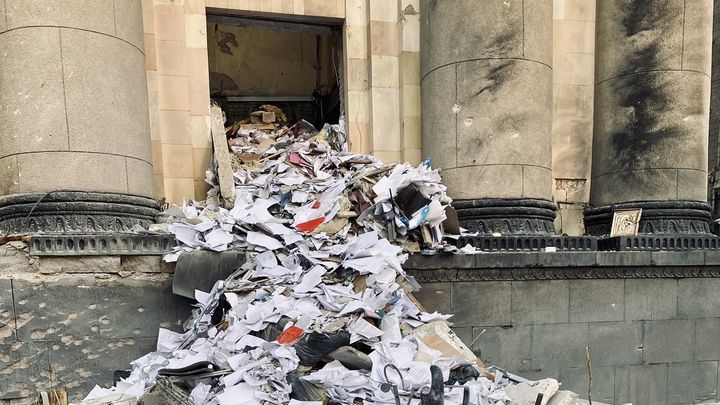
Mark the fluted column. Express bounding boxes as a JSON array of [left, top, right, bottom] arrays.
[[420, 0, 556, 235], [0, 1, 159, 234], [585, 0, 714, 236]]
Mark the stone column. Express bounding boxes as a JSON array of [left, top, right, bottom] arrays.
[[0, 1, 159, 234], [585, 0, 714, 236], [420, 0, 556, 234]]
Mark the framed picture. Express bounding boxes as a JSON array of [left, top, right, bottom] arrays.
[[610, 208, 642, 237]]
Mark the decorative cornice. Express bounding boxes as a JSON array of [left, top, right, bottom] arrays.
[[584, 200, 713, 236], [0, 191, 160, 235], [453, 198, 557, 235]]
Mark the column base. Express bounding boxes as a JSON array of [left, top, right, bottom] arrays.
[[453, 198, 557, 235], [584, 200, 713, 236], [0, 191, 161, 235]]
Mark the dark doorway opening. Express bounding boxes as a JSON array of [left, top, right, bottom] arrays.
[[206, 11, 344, 129]]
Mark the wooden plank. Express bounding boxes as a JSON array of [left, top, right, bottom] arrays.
[[210, 104, 236, 209]]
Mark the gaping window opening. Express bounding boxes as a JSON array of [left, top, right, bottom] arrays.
[[206, 11, 345, 130]]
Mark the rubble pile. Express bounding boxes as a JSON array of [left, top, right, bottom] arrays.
[[81, 106, 581, 405]]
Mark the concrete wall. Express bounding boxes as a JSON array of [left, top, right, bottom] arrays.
[[409, 252, 720, 405], [0, 244, 191, 403]]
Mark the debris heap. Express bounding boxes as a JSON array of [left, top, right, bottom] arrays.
[[81, 106, 576, 405]]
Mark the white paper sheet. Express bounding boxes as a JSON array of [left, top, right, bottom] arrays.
[[246, 231, 283, 250]]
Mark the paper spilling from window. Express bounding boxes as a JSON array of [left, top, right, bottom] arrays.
[[81, 106, 566, 405]]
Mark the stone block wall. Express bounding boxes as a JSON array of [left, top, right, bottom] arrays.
[[410, 252, 720, 405], [0, 245, 192, 403], [551, 0, 596, 235], [7, 247, 720, 404]]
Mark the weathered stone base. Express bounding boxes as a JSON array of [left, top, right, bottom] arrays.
[[0, 192, 161, 235], [453, 198, 557, 235], [6, 246, 720, 404], [0, 244, 190, 403], [584, 200, 713, 236], [408, 253, 720, 405]]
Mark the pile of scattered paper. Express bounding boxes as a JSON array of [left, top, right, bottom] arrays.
[[82, 107, 574, 405]]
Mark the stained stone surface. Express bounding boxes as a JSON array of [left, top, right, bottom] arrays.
[[590, 0, 713, 206], [420, 0, 553, 203]]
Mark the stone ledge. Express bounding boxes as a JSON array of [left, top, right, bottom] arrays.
[[406, 251, 720, 281]]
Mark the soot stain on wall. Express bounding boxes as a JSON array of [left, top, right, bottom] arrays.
[[610, 0, 686, 173], [461, 30, 526, 159]]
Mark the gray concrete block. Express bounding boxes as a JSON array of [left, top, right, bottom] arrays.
[[643, 320, 695, 364], [678, 278, 720, 318], [559, 366, 615, 404], [38, 256, 122, 274], [414, 282, 452, 314], [451, 281, 511, 327], [703, 250, 720, 265], [0, 341, 50, 400], [614, 365, 668, 405], [0, 279, 15, 345], [588, 322, 643, 366], [651, 251, 704, 266], [625, 278, 677, 321], [511, 280, 570, 324], [475, 252, 540, 269], [695, 319, 720, 361], [451, 254, 477, 269], [96, 277, 188, 338], [49, 337, 157, 402], [537, 252, 596, 267], [12, 276, 102, 342], [405, 254, 457, 270], [668, 361, 718, 404], [472, 325, 532, 370], [120, 256, 162, 273], [595, 251, 651, 266], [569, 279, 624, 322], [532, 323, 589, 369]]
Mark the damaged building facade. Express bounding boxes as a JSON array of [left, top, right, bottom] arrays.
[[1, 0, 720, 404]]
